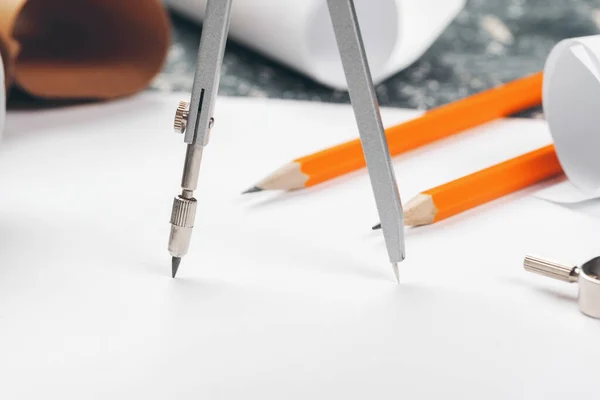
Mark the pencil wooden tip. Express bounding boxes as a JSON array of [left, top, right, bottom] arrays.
[[404, 193, 437, 226], [371, 194, 437, 229], [242, 186, 264, 194], [247, 162, 308, 192]]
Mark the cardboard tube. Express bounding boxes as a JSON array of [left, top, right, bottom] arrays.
[[0, 0, 24, 90], [0, 51, 5, 138], [0, 0, 170, 99]]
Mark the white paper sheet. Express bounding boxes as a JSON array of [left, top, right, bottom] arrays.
[[538, 34, 600, 203], [535, 179, 600, 203], [163, 0, 465, 89], [2, 94, 600, 399]]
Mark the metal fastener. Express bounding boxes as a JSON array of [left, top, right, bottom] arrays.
[[524, 255, 600, 319], [173, 101, 190, 134]]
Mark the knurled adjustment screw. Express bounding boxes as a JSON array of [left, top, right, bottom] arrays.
[[173, 101, 190, 134]]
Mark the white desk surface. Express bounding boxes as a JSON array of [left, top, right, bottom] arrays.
[[1, 94, 599, 399]]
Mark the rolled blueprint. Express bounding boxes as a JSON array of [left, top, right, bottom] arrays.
[[536, 35, 600, 203], [163, 0, 466, 90]]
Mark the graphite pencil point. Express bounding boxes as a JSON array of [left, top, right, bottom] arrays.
[[372, 223, 381, 230], [242, 186, 264, 194], [172, 257, 182, 278]]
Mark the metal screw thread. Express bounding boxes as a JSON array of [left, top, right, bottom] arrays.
[[524, 255, 579, 283], [173, 101, 190, 134], [170, 196, 197, 228]]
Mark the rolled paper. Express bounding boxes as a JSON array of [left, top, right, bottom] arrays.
[[536, 35, 600, 203], [164, 0, 466, 90], [0, 0, 170, 100], [0, 50, 5, 140]]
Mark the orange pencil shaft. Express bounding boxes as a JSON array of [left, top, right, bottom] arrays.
[[298, 72, 543, 187], [426, 145, 563, 222]]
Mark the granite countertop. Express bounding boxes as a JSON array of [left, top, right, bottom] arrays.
[[153, 0, 600, 118]]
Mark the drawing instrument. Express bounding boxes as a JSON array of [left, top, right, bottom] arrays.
[[373, 145, 562, 228], [244, 72, 543, 193], [168, 0, 406, 280]]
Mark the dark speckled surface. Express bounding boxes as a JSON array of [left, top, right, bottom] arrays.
[[152, 0, 600, 117]]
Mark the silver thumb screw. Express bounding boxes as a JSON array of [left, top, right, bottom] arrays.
[[524, 255, 579, 283]]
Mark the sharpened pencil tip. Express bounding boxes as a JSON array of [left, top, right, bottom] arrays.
[[242, 186, 264, 194], [372, 223, 381, 230], [172, 257, 181, 278], [392, 263, 399, 284]]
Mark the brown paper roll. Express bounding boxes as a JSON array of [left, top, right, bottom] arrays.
[[0, 0, 22, 90], [0, 0, 170, 100]]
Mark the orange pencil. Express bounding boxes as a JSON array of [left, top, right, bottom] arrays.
[[244, 72, 544, 193], [373, 145, 563, 228]]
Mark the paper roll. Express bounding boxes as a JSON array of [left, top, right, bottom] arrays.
[[164, 0, 465, 90], [0, 0, 170, 100], [536, 35, 600, 203], [0, 50, 5, 141]]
